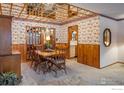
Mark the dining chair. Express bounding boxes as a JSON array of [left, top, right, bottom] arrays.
[[34, 47, 51, 74], [29, 46, 40, 70], [30, 48, 40, 71], [36, 55, 49, 74], [49, 48, 67, 76]]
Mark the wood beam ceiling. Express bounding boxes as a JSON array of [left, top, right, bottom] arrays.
[[32, 16, 37, 20], [25, 5, 36, 19], [10, 3, 13, 15], [0, 3, 98, 24], [18, 4, 26, 17]]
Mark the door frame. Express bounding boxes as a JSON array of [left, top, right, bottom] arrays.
[[68, 25, 78, 59]]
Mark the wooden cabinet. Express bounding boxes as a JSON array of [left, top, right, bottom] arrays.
[[0, 16, 12, 55], [0, 16, 21, 78], [0, 52, 21, 78]]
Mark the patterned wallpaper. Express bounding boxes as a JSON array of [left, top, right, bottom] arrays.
[[62, 16, 100, 44], [12, 16, 100, 44], [55, 26, 68, 43], [12, 19, 61, 44]]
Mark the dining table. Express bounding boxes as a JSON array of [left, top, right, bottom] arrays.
[[35, 49, 64, 58], [34, 49, 65, 76]]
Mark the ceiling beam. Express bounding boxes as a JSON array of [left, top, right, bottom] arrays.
[[32, 16, 37, 20], [56, 3, 97, 18], [43, 11, 56, 19], [0, 3, 2, 15], [10, 3, 13, 15], [18, 4, 26, 17], [25, 5, 36, 19]]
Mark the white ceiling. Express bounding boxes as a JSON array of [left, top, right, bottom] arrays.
[[72, 3, 124, 19]]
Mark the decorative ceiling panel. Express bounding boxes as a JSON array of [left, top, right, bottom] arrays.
[[0, 3, 98, 24]]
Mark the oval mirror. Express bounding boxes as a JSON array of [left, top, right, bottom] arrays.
[[103, 28, 111, 47]]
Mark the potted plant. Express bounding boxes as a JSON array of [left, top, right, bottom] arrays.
[[0, 72, 19, 85]]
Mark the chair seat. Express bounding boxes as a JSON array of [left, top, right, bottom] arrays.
[[51, 58, 65, 64]]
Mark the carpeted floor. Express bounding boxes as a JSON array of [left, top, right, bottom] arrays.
[[20, 59, 124, 85]]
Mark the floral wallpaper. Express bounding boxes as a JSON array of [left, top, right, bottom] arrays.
[[62, 16, 100, 44], [12, 19, 61, 44], [78, 16, 100, 44], [12, 16, 100, 44]]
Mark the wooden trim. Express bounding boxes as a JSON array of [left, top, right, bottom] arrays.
[[3, 3, 124, 23], [32, 16, 38, 20], [100, 62, 124, 69], [100, 14, 118, 21], [3, 3, 24, 8], [68, 25, 78, 59], [1, 3, 99, 25], [55, 4, 68, 11], [77, 44, 100, 68], [13, 14, 98, 25], [25, 5, 37, 19], [18, 4, 26, 17], [10, 3, 13, 15], [100, 14, 124, 21], [117, 62, 124, 64], [13, 17, 61, 25], [0, 3, 2, 15], [117, 18, 124, 21]]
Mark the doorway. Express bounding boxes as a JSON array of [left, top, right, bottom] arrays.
[[68, 25, 78, 60]]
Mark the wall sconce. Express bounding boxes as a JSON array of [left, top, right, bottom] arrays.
[[103, 28, 111, 47]]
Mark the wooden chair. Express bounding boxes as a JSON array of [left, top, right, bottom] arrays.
[[36, 55, 49, 74], [30, 47, 40, 71], [49, 48, 67, 76]]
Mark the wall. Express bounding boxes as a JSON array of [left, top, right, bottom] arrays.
[[12, 16, 100, 47], [61, 16, 100, 44], [11, 16, 123, 67], [117, 21, 124, 62], [99, 16, 118, 68], [61, 16, 100, 68], [12, 19, 64, 44], [11, 19, 65, 61]]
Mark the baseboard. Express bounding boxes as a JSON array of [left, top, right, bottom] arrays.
[[117, 61, 124, 64], [100, 61, 124, 69]]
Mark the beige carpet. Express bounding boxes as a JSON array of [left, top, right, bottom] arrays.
[[20, 59, 124, 85]]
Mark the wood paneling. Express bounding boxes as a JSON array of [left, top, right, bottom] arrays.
[[0, 16, 12, 55], [0, 53, 21, 77], [12, 44, 26, 62], [56, 43, 69, 58], [13, 43, 65, 62], [77, 44, 100, 68]]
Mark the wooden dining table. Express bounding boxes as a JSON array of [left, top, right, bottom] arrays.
[[34, 49, 65, 76], [35, 49, 64, 57]]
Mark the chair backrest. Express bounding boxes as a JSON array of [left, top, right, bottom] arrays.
[[53, 48, 66, 61], [30, 45, 40, 61]]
